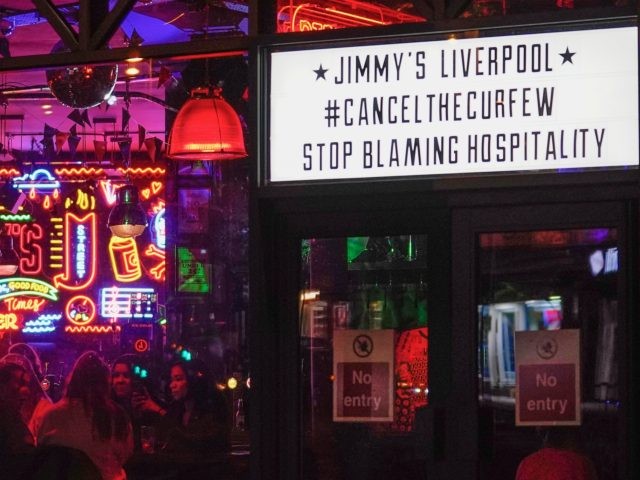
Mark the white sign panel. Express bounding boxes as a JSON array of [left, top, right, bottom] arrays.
[[333, 329, 394, 422], [515, 329, 581, 426], [269, 26, 638, 182]]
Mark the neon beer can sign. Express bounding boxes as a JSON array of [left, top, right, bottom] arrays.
[[268, 25, 638, 182]]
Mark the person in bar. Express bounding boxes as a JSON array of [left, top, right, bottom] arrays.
[[0, 351, 52, 437], [157, 359, 230, 457], [110, 354, 166, 452], [0, 363, 36, 477], [35, 351, 133, 480]]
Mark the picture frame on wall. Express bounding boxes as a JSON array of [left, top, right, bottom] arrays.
[[177, 188, 211, 234], [176, 246, 211, 294]]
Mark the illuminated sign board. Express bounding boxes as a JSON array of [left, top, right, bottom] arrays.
[[100, 287, 157, 319], [515, 329, 581, 426], [0, 167, 165, 339], [269, 25, 638, 182], [333, 329, 394, 422], [0, 278, 59, 301]]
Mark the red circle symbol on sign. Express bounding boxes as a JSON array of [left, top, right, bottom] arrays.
[[134, 339, 149, 352]]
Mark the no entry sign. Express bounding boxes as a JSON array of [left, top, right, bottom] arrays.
[[515, 329, 581, 426], [333, 329, 394, 422]]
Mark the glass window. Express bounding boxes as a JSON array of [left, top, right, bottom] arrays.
[[477, 228, 620, 480], [300, 235, 429, 480]]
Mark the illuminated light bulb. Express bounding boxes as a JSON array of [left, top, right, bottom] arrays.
[[125, 66, 140, 77], [227, 377, 238, 389]]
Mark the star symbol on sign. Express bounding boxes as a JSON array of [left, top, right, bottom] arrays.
[[559, 47, 576, 65], [314, 64, 328, 80]]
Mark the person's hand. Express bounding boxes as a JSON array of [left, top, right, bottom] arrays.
[[132, 390, 166, 416]]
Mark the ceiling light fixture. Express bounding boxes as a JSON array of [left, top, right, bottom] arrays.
[[107, 185, 148, 238], [167, 86, 246, 161]]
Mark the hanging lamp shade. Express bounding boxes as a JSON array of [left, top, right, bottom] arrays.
[[0, 234, 19, 276], [107, 185, 148, 238], [168, 86, 247, 161]]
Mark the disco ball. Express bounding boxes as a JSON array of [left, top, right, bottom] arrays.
[[46, 64, 118, 109]]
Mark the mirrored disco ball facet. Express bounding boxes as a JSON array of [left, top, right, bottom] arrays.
[[46, 64, 118, 109]]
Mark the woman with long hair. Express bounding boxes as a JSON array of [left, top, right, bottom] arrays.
[[158, 360, 230, 456], [110, 354, 166, 453], [0, 351, 51, 436], [35, 351, 133, 480]]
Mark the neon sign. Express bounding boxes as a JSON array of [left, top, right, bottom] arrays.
[[134, 338, 149, 352], [65, 295, 97, 326], [0, 214, 32, 223], [13, 168, 61, 191], [99, 180, 119, 205], [49, 217, 63, 269], [0, 278, 59, 301], [277, 1, 423, 33], [141, 181, 163, 200], [0, 313, 20, 331], [144, 244, 166, 281], [151, 207, 166, 249], [109, 236, 142, 282], [100, 287, 156, 319], [17, 223, 44, 275], [0, 162, 165, 343], [55, 167, 106, 177], [22, 313, 61, 334], [53, 212, 97, 291], [65, 325, 121, 334], [3, 297, 46, 312]]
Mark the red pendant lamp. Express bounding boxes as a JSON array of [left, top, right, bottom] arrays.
[[168, 86, 247, 161]]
